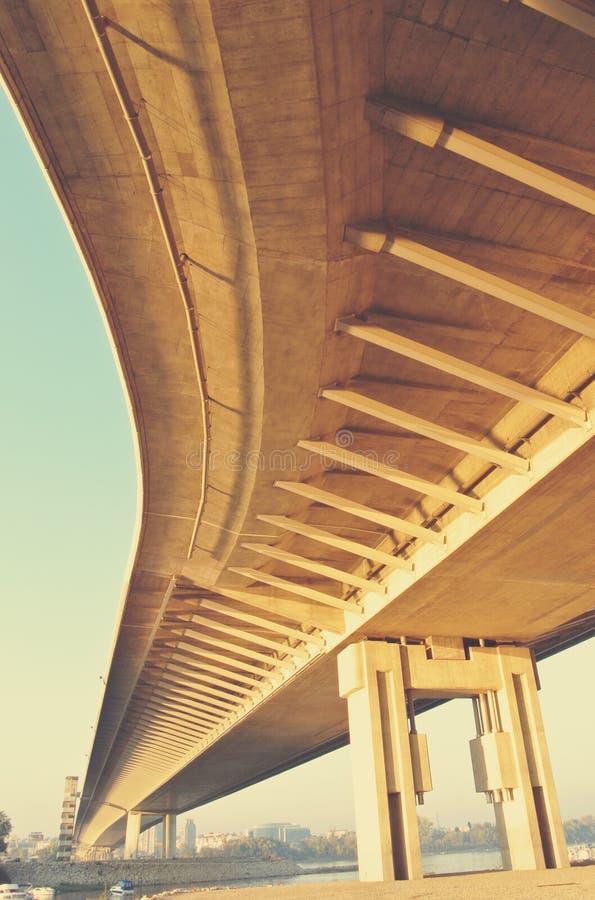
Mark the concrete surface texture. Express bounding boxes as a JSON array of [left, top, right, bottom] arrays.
[[179, 866, 595, 899], [337, 640, 568, 881], [1, 0, 593, 853]]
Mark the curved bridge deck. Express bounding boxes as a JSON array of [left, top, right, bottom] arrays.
[[1, 0, 593, 853]]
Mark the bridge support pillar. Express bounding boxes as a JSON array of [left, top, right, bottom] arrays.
[[338, 640, 423, 881], [164, 813, 177, 859], [124, 812, 142, 860], [485, 646, 568, 871], [338, 639, 568, 881]]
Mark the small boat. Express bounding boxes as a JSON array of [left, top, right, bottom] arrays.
[[30, 889, 55, 900], [0, 886, 29, 900], [109, 881, 134, 896]]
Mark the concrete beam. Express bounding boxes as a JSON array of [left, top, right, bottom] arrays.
[[501, 0, 595, 38], [241, 542, 382, 593], [179, 612, 307, 658], [335, 315, 587, 426], [139, 705, 209, 738], [366, 96, 595, 213], [157, 633, 283, 678], [258, 514, 411, 570], [156, 672, 244, 711], [200, 584, 330, 647], [162, 618, 289, 668], [321, 388, 530, 473], [229, 566, 361, 615], [344, 225, 595, 340], [198, 597, 325, 646], [160, 645, 269, 688], [299, 440, 483, 513], [139, 684, 228, 723], [275, 479, 445, 542], [163, 660, 257, 700]]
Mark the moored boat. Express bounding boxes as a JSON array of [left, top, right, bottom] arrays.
[[0, 885, 29, 900], [30, 888, 55, 900], [109, 880, 133, 896]]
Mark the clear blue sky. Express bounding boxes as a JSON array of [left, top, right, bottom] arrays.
[[0, 82, 593, 844]]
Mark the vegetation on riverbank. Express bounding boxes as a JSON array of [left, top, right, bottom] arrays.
[[195, 815, 594, 862], [197, 821, 500, 860], [564, 816, 595, 846], [0, 812, 11, 854], [418, 817, 498, 853], [197, 832, 357, 862]]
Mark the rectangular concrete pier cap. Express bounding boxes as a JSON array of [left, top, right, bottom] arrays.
[[337, 640, 423, 881]]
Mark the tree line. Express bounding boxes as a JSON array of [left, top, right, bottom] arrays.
[[194, 815, 595, 861], [2, 809, 594, 861], [0, 812, 11, 854], [563, 816, 595, 846], [417, 817, 498, 853], [195, 832, 358, 861]]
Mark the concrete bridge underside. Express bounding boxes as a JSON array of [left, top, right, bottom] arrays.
[[1, 0, 593, 875]]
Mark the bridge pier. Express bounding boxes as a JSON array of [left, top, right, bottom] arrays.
[[164, 813, 177, 859], [485, 646, 568, 871], [338, 639, 568, 882], [124, 812, 142, 860], [338, 640, 424, 881]]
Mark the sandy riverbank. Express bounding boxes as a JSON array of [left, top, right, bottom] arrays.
[[175, 865, 595, 899]]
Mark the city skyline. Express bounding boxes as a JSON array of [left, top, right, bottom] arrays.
[[1, 78, 594, 848]]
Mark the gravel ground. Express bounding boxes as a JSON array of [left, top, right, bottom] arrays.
[[178, 865, 595, 899]]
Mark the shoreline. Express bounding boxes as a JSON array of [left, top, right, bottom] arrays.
[[296, 864, 357, 875], [149, 866, 595, 900], [4, 857, 592, 895], [0, 859, 302, 891]]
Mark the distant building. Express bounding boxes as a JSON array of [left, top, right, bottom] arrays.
[[281, 825, 311, 843], [249, 823, 289, 841], [184, 819, 197, 850], [153, 821, 164, 858], [56, 776, 78, 861], [248, 823, 310, 843], [196, 832, 227, 851], [24, 833, 52, 858], [138, 826, 155, 857]]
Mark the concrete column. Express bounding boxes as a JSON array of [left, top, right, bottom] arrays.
[[493, 646, 568, 870], [124, 811, 142, 860], [164, 813, 177, 859], [338, 640, 423, 881]]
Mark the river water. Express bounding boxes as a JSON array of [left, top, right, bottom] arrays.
[[61, 849, 502, 898], [422, 848, 502, 874]]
